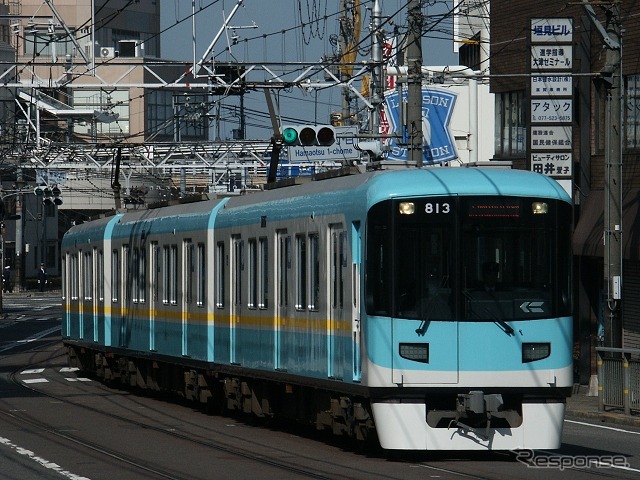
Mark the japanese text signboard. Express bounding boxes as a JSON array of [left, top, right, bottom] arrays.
[[529, 18, 573, 179]]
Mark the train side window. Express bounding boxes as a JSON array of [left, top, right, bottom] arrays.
[[216, 241, 225, 308], [112, 249, 119, 303], [258, 237, 268, 309], [122, 245, 129, 304], [71, 253, 79, 300], [309, 233, 319, 311], [184, 240, 193, 305], [132, 247, 139, 303], [97, 250, 104, 302], [151, 242, 159, 302], [170, 245, 178, 305], [162, 246, 170, 304], [248, 238, 257, 309], [139, 247, 146, 303], [278, 234, 291, 307], [295, 234, 306, 311], [83, 250, 93, 300], [196, 243, 206, 307]]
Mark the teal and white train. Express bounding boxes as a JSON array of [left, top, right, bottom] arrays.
[[62, 167, 573, 451]]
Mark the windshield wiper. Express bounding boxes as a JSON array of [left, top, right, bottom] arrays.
[[463, 290, 515, 336]]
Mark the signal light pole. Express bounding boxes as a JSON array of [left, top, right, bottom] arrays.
[[407, 0, 423, 167]]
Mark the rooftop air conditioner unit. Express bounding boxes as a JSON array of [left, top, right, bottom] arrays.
[[100, 47, 115, 59]]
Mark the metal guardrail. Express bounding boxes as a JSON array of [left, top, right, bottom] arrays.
[[596, 347, 640, 415]]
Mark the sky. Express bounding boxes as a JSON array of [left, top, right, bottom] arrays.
[[159, 0, 458, 140]]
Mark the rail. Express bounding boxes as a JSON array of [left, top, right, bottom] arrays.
[[596, 347, 640, 415]]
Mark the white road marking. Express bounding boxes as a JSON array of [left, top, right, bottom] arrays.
[[21, 368, 45, 374], [565, 419, 640, 435], [0, 435, 91, 480], [65, 378, 92, 382], [22, 378, 49, 384], [60, 367, 80, 373]]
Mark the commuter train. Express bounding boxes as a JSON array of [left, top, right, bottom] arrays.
[[61, 167, 573, 451]]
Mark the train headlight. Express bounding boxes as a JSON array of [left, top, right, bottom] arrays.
[[522, 342, 551, 363], [399, 343, 429, 363], [532, 202, 548, 214], [398, 202, 415, 215]]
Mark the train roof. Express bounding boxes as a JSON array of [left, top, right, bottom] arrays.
[[63, 167, 570, 243]]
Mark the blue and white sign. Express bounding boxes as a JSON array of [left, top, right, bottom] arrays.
[[531, 18, 573, 43], [287, 126, 359, 162], [383, 87, 458, 164]]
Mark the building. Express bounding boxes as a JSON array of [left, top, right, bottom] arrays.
[[487, 1, 640, 382]]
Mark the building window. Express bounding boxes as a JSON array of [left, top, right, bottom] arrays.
[[495, 90, 526, 157], [626, 74, 640, 151], [73, 89, 129, 138]]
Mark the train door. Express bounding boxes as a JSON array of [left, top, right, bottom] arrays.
[[182, 239, 193, 357], [351, 222, 362, 382], [275, 230, 290, 370], [328, 225, 347, 380], [91, 248, 99, 342], [78, 250, 86, 339], [230, 235, 243, 364], [149, 242, 157, 351]]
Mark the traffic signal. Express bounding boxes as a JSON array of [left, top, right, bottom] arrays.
[[281, 125, 336, 146], [35, 184, 63, 205]]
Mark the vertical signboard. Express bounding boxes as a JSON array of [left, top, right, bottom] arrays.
[[529, 18, 573, 179]]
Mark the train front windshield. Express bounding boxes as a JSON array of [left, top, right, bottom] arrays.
[[365, 196, 572, 322]]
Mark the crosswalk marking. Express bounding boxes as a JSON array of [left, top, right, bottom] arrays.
[[21, 368, 45, 374], [22, 378, 49, 384]]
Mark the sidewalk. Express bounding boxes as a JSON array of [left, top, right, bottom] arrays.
[[566, 384, 640, 427]]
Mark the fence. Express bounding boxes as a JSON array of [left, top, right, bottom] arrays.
[[596, 347, 640, 415]]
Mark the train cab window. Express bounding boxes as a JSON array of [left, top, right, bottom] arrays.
[[295, 234, 306, 311], [216, 241, 225, 308], [111, 249, 119, 303], [258, 237, 269, 309], [309, 233, 320, 311], [197, 243, 206, 307]]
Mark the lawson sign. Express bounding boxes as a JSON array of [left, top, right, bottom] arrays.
[[382, 86, 458, 164]]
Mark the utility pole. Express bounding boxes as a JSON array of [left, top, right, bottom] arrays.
[[406, 0, 423, 166], [583, 1, 623, 348], [603, 5, 623, 349], [370, 0, 383, 134]]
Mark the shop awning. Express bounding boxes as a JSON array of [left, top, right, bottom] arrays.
[[573, 188, 640, 260]]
